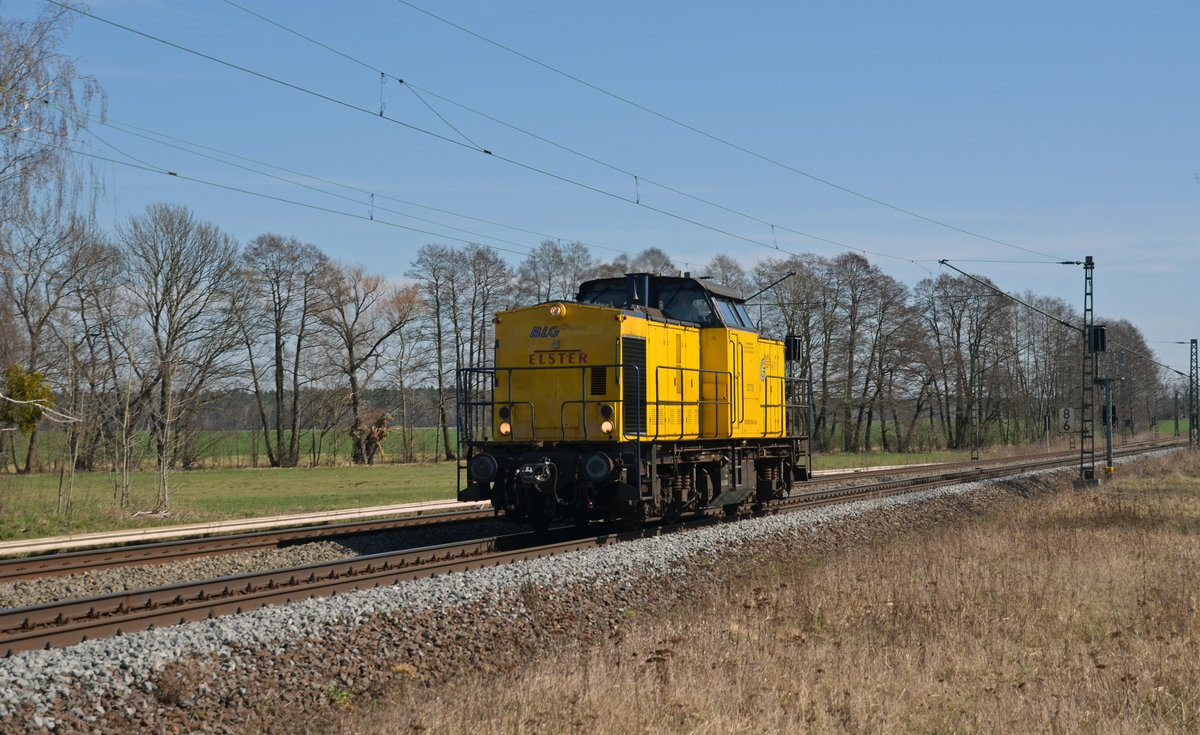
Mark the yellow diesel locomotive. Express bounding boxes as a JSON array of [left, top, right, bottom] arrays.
[[457, 272, 810, 528]]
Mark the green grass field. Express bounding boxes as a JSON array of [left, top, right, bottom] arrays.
[[815, 449, 973, 470], [1, 427, 457, 473], [0, 462, 460, 541]]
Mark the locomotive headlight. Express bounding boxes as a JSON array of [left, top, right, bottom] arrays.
[[498, 405, 511, 420], [499, 421, 512, 436], [600, 419, 614, 434], [599, 404, 614, 419], [548, 303, 566, 318], [468, 453, 499, 482], [582, 451, 614, 482]]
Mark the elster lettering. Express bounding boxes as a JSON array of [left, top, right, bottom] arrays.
[[527, 352, 589, 365]]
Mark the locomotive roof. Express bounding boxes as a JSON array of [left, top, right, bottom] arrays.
[[575, 273, 747, 303]]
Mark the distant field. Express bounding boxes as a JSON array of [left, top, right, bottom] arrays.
[[0, 463, 459, 541], [2, 427, 457, 473], [182, 428, 457, 468]]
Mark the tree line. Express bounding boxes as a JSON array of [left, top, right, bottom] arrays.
[[3, 213, 1175, 468]]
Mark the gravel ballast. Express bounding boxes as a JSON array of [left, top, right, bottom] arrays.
[[0, 518, 516, 610], [0, 458, 1160, 733]]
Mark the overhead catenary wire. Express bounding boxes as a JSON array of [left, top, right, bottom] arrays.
[[939, 259, 1188, 377], [939, 259, 1082, 334], [219, 0, 920, 267], [83, 126, 541, 254], [4, 85, 547, 255], [0, 81, 648, 261], [395, 80, 916, 267], [61, 0, 924, 271], [70, 101, 619, 253], [26, 135, 536, 258], [393, 0, 1067, 264], [5, 83, 725, 272]]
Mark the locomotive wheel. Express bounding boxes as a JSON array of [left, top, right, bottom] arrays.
[[723, 503, 740, 517]]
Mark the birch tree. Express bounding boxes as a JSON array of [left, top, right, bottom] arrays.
[[0, 3, 104, 220]]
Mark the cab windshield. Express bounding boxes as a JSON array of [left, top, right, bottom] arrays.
[[575, 278, 754, 330], [656, 282, 717, 325]]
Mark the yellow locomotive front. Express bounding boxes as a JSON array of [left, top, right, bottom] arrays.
[[458, 273, 809, 529]]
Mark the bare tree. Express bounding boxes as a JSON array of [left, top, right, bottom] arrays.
[[752, 255, 820, 343], [631, 247, 675, 275], [315, 262, 418, 464], [120, 203, 239, 512], [0, 4, 104, 473], [458, 243, 509, 374], [914, 273, 1013, 449], [0, 3, 104, 223], [0, 285, 19, 368], [409, 243, 458, 460], [236, 234, 328, 467], [595, 247, 676, 278], [704, 253, 752, 295], [557, 241, 596, 299], [0, 202, 99, 470], [513, 239, 595, 304], [68, 235, 146, 507], [850, 267, 911, 452], [514, 239, 560, 304], [42, 232, 125, 514], [387, 294, 431, 463], [1103, 318, 1158, 437]]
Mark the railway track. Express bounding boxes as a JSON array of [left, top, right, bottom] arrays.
[[1, 438, 1180, 657], [0, 507, 496, 584]]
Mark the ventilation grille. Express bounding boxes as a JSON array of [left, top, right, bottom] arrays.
[[622, 338, 646, 435], [589, 366, 607, 396]]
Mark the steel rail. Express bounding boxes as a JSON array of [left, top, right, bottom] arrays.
[[0, 508, 495, 584]]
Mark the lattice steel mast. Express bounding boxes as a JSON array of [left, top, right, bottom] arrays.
[[1191, 339, 1198, 448], [1079, 256, 1097, 483]]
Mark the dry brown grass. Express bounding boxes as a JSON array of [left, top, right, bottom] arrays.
[[332, 452, 1200, 734]]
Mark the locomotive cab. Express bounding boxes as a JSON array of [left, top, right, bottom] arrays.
[[456, 272, 810, 529], [575, 273, 753, 329]]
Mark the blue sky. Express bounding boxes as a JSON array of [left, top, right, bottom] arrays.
[[11, 0, 1200, 374]]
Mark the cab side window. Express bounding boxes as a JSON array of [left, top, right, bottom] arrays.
[[714, 298, 745, 328], [734, 302, 755, 329]]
